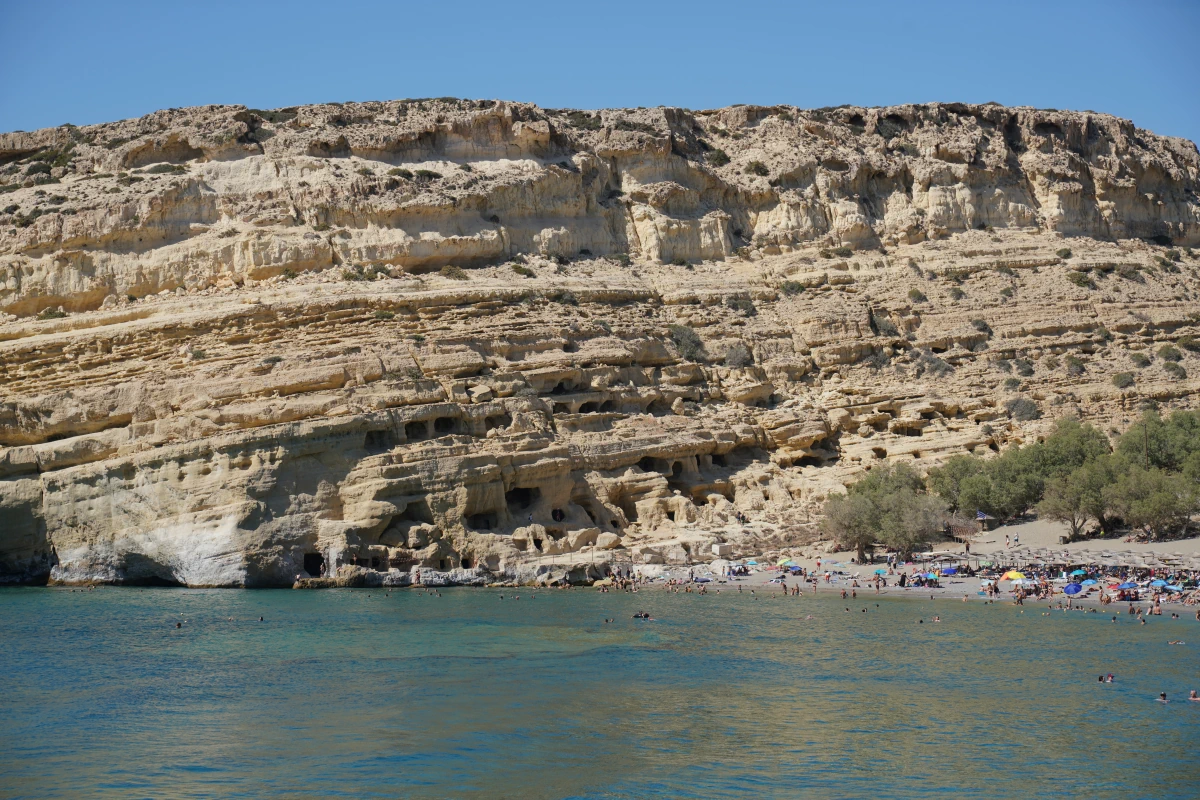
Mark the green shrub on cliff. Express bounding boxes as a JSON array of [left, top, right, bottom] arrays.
[[668, 324, 706, 362]]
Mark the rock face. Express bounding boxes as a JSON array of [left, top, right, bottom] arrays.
[[1, 99, 1198, 586]]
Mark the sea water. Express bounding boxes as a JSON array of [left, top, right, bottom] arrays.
[[1, 586, 1197, 799]]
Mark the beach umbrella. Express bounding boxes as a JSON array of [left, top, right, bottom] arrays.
[[777, 558, 793, 566], [1118, 582, 1138, 590], [1149, 579, 1167, 587], [746, 560, 758, 565], [1166, 585, 1182, 592], [874, 569, 887, 575], [1002, 570, 1025, 580], [1081, 579, 1098, 586], [924, 572, 938, 579], [1064, 583, 1083, 595], [1070, 569, 1087, 576], [1012, 578, 1037, 586]]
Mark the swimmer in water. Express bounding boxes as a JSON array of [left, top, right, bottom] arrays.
[[1158, 692, 1169, 703], [1189, 690, 1199, 702]]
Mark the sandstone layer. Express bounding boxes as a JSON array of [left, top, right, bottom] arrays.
[[1, 99, 1198, 586]]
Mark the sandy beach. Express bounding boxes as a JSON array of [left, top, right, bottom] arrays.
[[627, 519, 1200, 609]]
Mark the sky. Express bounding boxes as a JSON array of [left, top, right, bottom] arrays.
[[2, 0, 1198, 144]]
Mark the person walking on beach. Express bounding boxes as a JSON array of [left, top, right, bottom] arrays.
[[1005, 533, 1010, 548]]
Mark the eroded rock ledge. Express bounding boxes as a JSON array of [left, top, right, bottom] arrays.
[[0, 99, 1197, 585]]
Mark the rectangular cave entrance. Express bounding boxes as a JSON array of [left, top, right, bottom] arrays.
[[303, 552, 326, 577], [364, 429, 397, 454], [405, 420, 430, 441], [466, 512, 498, 531], [506, 486, 540, 515]]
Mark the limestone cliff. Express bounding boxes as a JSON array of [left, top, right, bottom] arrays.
[[1, 99, 1198, 586]]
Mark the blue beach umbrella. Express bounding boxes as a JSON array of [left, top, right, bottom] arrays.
[[874, 568, 887, 575], [1166, 585, 1182, 592], [1081, 579, 1098, 585], [924, 572, 938, 579], [1070, 569, 1087, 576], [1118, 582, 1138, 590], [1064, 583, 1083, 595], [1149, 579, 1167, 587]]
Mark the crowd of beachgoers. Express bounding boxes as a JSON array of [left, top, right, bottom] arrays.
[[594, 546, 1200, 616]]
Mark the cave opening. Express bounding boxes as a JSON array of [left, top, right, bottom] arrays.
[[506, 486, 540, 513], [398, 498, 434, 524], [405, 420, 430, 441], [303, 552, 325, 577], [433, 417, 457, 435], [646, 398, 670, 416], [466, 513, 497, 530], [485, 413, 512, 431], [364, 429, 396, 454]]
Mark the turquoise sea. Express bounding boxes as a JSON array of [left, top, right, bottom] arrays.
[[2, 586, 1197, 799]]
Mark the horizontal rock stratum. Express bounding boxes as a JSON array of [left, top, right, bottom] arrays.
[[1, 99, 1198, 586]]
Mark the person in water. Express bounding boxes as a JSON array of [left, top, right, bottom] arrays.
[[1189, 690, 1199, 702]]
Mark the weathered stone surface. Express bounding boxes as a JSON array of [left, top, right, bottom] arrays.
[[0, 99, 1198, 585]]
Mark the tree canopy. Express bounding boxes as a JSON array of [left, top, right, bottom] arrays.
[[822, 462, 947, 560], [928, 411, 1200, 540]]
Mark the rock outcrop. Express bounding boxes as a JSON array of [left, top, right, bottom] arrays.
[[1, 99, 1198, 585]]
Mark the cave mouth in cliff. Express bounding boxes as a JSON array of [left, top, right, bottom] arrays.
[[485, 413, 512, 431], [505, 486, 540, 514], [303, 552, 325, 577], [467, 513, 498, 531], [364, 429, 396, 454], [405, 420, 430, 441], [433, 417, 458, 435], [397, 498, 434, 525]]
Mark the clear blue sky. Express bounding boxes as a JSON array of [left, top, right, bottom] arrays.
[[3, 0, 1197, 144]]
